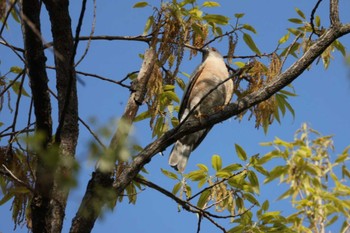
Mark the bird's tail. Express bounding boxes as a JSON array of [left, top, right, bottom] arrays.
[[168, 141, 192, 173]]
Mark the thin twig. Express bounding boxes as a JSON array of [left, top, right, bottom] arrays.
[[280, 34, 302, 73], [0, 127, 34, 138], [0, 70, 25, 98], [46, 66, 132, 88], [224, 52, 274, 60], [0, 0, 18, 36], [1, 165, 34, 192], [9, 72, 26, 146], [48, 88, 106, 149], [188, 170, 245, 202], [310, 0, 323, 37], [75, 0, 97, 67], [0, 36, 25, 62], [136, 176, 256, 229], [204, 192, 232, 210], [0, 39, 25, 53], [196, 214, 202, 233], [203, 28, 242, 48]]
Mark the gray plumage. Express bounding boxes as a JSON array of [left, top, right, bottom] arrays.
[[168, 47, 234, 172]]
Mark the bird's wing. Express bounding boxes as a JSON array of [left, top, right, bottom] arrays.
[[178, 65, 205, 119]]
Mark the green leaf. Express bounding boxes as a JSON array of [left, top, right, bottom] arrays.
[[143, 16, 154, 35], [10, 66, 23, 74], [295, 8, 306, 19], [335, 152, 348, 163], [171, 117, 179, 127], [0, 192, 14, 205], [134, 110, 151, 122], [161, 168, 179, 180], [315, 15, 321, 27], [197, 164, 209, 172], [278, 32, 290, 44], [189, 8, 203, 18], [283, 97, 295, 119], [202, 1, 220, 7], [243, 33, 261, 55], [163, 85, 175, 91], [279, 89, 297, 97], [276, 94, 286, 116], [133, 2, 149, 8], [172, 182, 182, 195], [12, 81, 30, 97], [326, 215, 338, 227], [234, 61, 245, 68], [242, 24, 257, 34], [244, 193, 259, 206], [197, 189, 211, 208], [10, 9, 20, 23], [211, 154, 222, 171], [234, 13, 245, 19], [247, 171, 259, 193], [175, 77, 186, 90], [261, 200, 269, 212], [288, 28, 302, 36], [264, 165, 289, 184], [153, 117, 165, 137], [333, 40, 346, 56], [235, 143, 247, 161], [163, 91, 180, 103], [220, 163, 243, 173], [288, 18, 303, 24], [186, 170, 207, 181], [216, 170, 232, 178], [203, 14, 229, 25]]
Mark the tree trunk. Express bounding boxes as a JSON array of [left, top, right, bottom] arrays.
[[42, 0, 79, 232], [21, 0, 53, 232]]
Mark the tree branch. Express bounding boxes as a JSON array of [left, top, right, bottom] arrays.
[[310, 0, 323, 37], [113, 23, 350, 203], [134, 177, 228, 233], [330, 0, 340, 26], [21, 1, 53, 232], [42, 0, 80, 232], [70, 46, 158, 233]]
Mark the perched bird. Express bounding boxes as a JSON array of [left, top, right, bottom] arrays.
[[168, 47, 234, 172]]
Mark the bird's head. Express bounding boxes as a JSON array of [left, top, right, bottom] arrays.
[[201, 47, 222, 62]]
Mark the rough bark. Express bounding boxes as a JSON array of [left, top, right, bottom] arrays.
[[21, 0, 53, 232], [42, 0, 79, 232]]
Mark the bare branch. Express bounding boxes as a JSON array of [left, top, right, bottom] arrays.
[[75, 0, 97, 67], [0, 39, 25, 53], [0, 0, 18, 36], [0, 36, 25, 62], [134, 177, 228, 233], [330, 0, 340, 26], [48, 88, 106, 149], [1, 165, 34, 192], [310, 0, 323, 37], [203, 28, 241, 48]]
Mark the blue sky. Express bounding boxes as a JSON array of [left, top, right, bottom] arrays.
[[1, 1, 350, 232]]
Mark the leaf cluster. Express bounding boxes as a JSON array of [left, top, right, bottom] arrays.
[[260, 123, 350, 232]]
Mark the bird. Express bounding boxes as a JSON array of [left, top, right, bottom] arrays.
[[168, 47, 234, 172]]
